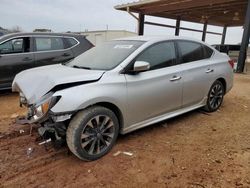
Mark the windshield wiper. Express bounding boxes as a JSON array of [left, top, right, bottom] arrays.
[[72, 65, 91, 70], [62, 58, 74, 65]]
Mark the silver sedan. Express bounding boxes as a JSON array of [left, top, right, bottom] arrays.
[[13, 36, 234, 161]]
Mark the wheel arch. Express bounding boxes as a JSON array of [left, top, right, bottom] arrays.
[[216, 77, 227, 92], [79, 101, 124, 134]]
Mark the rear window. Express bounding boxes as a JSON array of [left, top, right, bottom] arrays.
[[178, 41, 204, 63], [203, 45, 214, 59], [35, 37, 64, 51], [65, 37, 78, 47]]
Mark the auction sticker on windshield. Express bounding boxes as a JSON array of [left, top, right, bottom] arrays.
[[114, 45, 133, 49]]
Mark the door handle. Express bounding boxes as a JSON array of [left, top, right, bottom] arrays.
[[22, 57, 32, 61], [170, 76, 181, 81], [206, 69, 214, 73]]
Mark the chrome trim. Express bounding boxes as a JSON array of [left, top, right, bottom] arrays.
[[0, 35, 80, 56]]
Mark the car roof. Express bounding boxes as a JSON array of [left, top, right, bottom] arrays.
[[115, 35, 208, 44], [0, 32, 84, 42]]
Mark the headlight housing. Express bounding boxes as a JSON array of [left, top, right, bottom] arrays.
[[31, 94, 61, 122], [33, 101, 50, 120]]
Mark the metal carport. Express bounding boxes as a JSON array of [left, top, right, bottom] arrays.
[[115, 0, 250, 73]]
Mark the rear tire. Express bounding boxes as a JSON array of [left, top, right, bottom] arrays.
[[204, 80, 225, 112], [66, 106, 119, 161]]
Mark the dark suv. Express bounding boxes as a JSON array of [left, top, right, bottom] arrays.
[[0, 32, 93, 90]]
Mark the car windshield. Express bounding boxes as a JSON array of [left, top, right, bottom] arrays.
[[66, 40, 144, 70]]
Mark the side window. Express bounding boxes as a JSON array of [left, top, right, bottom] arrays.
[[203, 45, 214, 59], [178, 41, 204, 63], [35, 37, 64, 51], [135, 42, 176, 70], [65, 37, 78, 48], [0, 37, 30, 54]]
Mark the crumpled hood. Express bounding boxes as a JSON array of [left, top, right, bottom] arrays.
[[12, 64, 105, 104]]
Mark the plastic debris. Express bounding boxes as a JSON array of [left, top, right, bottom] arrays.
[[26, 147, 33, 157], [19, 129, 25, 134], [113, 151, 121, 156], [113, 151, 134, 157], [87, 169, 91, 173], [123, 151, 133, 156], [38, 138, 52, 145]]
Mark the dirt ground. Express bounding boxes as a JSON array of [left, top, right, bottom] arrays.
[[0, 74, 250, 188]]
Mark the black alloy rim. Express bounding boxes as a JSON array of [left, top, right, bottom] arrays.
[[209, 83, 223, 109], [80, 115, 115, 155]]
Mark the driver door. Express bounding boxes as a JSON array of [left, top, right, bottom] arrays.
[[125, 41, 183, 126]]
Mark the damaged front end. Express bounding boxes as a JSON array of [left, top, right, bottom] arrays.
[[12, 63, 105, 148], [19, 92, 72, 146]]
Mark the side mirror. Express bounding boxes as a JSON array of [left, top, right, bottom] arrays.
[[133, 61, 150, 72]]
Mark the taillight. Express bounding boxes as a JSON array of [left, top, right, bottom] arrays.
[[228, 59, 235, 69]]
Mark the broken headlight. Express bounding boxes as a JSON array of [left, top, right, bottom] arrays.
[[32, 94, 61, 121]]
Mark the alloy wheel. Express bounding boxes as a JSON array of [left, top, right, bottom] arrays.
[[80, 115, 115, 155], [209, 83, 224, 110]]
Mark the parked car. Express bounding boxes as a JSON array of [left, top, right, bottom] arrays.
[[13, 36, 234, 161], [0, 32, 93, 90]]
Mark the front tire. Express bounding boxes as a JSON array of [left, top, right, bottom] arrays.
[[204, 80, 225, 112], [66, 106, 119, 161]]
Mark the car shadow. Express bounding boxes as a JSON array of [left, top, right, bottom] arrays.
[[0, 89, 14, 96]]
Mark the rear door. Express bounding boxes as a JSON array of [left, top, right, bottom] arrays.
[[33, 36, 74, 67], [176, 40, 214, 108], [0, 37, 34, 89]]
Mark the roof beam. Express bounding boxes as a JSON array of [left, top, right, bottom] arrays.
[[144, 21, 222, 35], [143, 0, 239, 14]]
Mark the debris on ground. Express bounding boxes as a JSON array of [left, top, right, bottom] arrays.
[[113, 151, 133, 157], [38, 138, 52, 145], [26, 147, 33, 157], [19, 129, 25, 134], [122, 151, 133, 156], [113, 151, 121, 156]]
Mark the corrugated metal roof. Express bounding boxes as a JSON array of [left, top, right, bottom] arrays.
[[115, 0, 248, 26]]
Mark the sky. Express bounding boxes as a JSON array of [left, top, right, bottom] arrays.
[[0, 0, 244, 45]]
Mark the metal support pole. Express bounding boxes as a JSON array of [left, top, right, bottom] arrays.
[[221, 26, 227, 45], [237, 0, 250, 73], [138, 13, 145, 36], [202, 22, 207, 42], [175, 17, 181, 36]]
